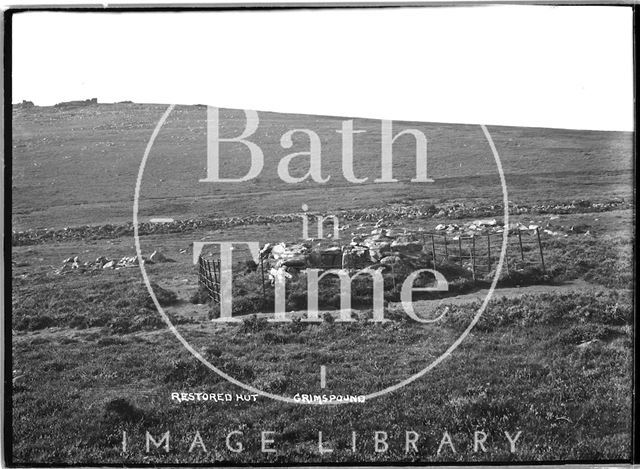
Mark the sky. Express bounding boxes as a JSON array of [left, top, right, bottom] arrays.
[[10, 5, 634, 131]]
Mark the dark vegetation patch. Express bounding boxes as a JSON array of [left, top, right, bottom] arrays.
[[552, 323, 623, 346], [442, 289, 632, 332], [12, 276, 178, 333], [542, 236, 633, 289], [103, 398, 145, 424], [189, 285, 210, 305], [207, 260, 557, 318]]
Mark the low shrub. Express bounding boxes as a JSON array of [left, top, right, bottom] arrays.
[[208, 302, 220, 320], [103, 398, 143, 423], [496, 267, 550, 287], [233, 294, 265, 317], [13, 277, 178, 332], [261, 330, 303, 344], [228, 261, 477, 314], [144, 282, 178, 308], [14, 315, 57, 331], [543, 237, 633, 289], [163, 358, 214, 386], [189, 285, 210, 305], [322, 312, 335, 323], [554, 323, 621, 345], [241, 314, 268, 333], [442, 290, 633, 332], [96, 336, 127, 346]]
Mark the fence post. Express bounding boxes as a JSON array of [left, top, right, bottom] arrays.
[[458, 236, 463, 267], [260, 252, 267, 311], [211, 259, 218, 284], [505, 235, 510, 275], [444, 234, 448, 258], [431, 234, 437, 270], [212, 260, 220, 305], [536, 227, 546, 274], [471, 236, 476, 281], [391, 264, 396, 292], [205, 259, 211, 302], [517, 229, 525, 261]]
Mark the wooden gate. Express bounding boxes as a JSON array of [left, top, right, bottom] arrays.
[[197, 256, 221, 304]]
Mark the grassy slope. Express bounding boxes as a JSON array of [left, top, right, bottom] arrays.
[[11, 284, 633, 463], [11, 103, 633, 230], [9, 103, 635, 463]]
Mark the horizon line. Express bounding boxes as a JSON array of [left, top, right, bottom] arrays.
[[12, 99, 635, 133]]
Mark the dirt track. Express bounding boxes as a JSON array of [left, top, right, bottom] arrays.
[[406, 278, 596, 308]]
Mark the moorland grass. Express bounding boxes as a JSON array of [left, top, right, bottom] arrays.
[[10, 285, 632, 464]]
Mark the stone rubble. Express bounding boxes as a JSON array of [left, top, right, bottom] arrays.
[[54, 252, 172, 274], [13, 198, 628, 246], [432, 219, 540, 239], [260, 228, 433, 283]]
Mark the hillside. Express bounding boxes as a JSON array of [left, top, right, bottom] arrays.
[[11, 102, 633, 230], [9, 102, 635, 464]]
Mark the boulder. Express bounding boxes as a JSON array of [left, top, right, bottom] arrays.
[[259, 243, 273, 259], [149, 250, 175, 263], [380, 255, 401, 265], [570, 224, 590, 234], [366, 242, 391, 262], [577, 339, 602, 351], [282, 256, 307, 268], [271, 243, 287, 259], [475, 218, 497, 226], [390, 240, 422, 253], [56, 263, 72, 274], [386, 229, 405, 238]]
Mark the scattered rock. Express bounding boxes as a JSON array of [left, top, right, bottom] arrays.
[[56, 253, 158, 274], [380, 255, 402, 265], [577, 339, 602, 350], [570, 224, 590, 234], [149, 250, 175, 263]]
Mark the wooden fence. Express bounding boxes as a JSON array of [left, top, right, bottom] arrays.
[[422, 227, 546, 280]]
